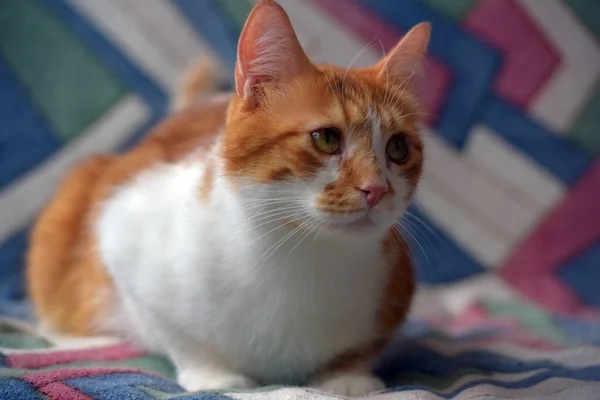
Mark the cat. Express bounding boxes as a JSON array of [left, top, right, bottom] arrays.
[[27, 0, 430, 396]]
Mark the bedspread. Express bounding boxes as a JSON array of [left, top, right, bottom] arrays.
[[2, 298, 600, 399]]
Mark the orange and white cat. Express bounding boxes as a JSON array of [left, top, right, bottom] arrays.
[[27, 0, 429, 396]]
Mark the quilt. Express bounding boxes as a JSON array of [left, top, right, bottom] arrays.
[[2, 298, 600, 399]]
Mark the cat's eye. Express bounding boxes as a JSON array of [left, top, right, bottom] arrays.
[[386, 134, 410, 163], [311, 128, 341, 155]]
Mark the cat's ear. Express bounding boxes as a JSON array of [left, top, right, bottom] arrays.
[[372, 23, 430, 88], [235, 0, 312, 106]]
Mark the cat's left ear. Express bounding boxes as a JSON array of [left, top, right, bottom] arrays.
[[235, 0, 313, 108], [371, 23, 431, 88]]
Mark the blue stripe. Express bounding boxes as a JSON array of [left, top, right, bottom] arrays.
[[356, 0, 500, 148], [376, 342, 599, 379], [384, 366, 600, 397], [0, 229, 28, 301], [42, 0, 168, 117], [482, 99, 592, 183], [0, 378, 41, 400], [403, 206, 484, 283], [0, 56, 60, 192], [171, 0, 239, 72], [559, 241, 600, 309], [66, 372, 188, 399], [556, 314, 600, 346]]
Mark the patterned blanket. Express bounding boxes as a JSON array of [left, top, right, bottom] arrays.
[[2, 298, 600, 399]]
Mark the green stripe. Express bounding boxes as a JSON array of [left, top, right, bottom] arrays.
[[564, 0, 600, 42], [483, 299, 581, 347], [214, 0, 253, 34], [6, 355, 176, 379], [417, 0, 477, 21], [0, 333, 51, 350], [570, 83, 600, 155], [0, 0, 126, 142]]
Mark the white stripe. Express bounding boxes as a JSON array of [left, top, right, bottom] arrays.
[[67, 0, 221, 92], [417, 133, 524, 267], [373, 379, 600, 399], [416, 127, 569, 267], [465, 126, 565, 211], [415, 174, 507, 268], [433, 370, 542, 395], [276, 0, 381, 68], [422, 339, 600, 369], [413, 274, 517, 316], [519, 0, 600, 133], [0, 95, 148, 246]]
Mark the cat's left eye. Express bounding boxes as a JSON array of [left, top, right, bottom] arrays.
[[311, 128, 341, 155], [386, 134, 410, 163]]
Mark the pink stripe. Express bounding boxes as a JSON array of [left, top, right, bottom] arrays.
[[428, 304, 520, 333], [463, 0, 560, 108], [39, 382, 94, 400], [8, 343, 146, 369], [501, 159, 600, 313], [473, 334, 560, 350], [21, 367, 143, 388], [308, 0, 453, 125]]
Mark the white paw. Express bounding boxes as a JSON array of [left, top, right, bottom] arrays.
[[178, 368, 257, 392], [312, 373, 386, 398]]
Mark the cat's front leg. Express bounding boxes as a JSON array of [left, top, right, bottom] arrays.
[[177, 366, 256, 392], [309, 352, 385, 398], [172, 346, 257, 392], [311, 371, 385, 398]]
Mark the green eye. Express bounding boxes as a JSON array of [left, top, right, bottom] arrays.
[[386, 134, 410, 163], [311, 128, 341, 155]]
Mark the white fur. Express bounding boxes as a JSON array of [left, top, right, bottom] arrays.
[[95, 145, 403, 393]]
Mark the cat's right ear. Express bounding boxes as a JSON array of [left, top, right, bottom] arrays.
[[235, 0, 312, 108]]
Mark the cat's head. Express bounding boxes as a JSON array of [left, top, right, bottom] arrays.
[[221, 0, 429, 238]]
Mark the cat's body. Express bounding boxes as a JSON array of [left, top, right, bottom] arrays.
[[27, 1, 430, 396], [99, 153, 397, 385]]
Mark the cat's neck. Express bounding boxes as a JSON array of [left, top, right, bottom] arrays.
[[205, 164, 384, 257]]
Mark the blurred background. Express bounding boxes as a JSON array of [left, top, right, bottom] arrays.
[[0, 0, 599, 316]]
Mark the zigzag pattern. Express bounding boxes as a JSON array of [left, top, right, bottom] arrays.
[[0, 0, 599, 313]]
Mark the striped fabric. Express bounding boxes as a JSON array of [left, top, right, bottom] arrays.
[[2, 298, 600, 399], [1, 0, 599, 312]]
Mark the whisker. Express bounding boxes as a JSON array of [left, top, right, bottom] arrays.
[[246, 211, 311, 246], [341, 35, 381, 106], [285, 216, 322, 261], [240, 208, 308, 233], [395, 220, 432, 275], [258, 217, 313, 267]]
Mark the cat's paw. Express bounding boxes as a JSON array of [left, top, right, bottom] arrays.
[[312, 372, 385, 398], [178, 368, 257, 392]]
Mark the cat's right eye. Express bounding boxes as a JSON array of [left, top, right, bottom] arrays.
[[311, 128, 341, 155]]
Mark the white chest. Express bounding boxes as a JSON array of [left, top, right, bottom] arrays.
[[97, 163, 390, 384]]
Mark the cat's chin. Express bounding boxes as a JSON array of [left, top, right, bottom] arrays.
[[325, 215, 384, 238]]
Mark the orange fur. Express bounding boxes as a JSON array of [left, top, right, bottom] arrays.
[[27, 99, 229, 335], [173, 59, 220, 112]]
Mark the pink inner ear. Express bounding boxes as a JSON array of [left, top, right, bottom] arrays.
[[376, 23, 431, 85], [235, 0, 312, 100]]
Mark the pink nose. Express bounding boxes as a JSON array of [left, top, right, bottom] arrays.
[[359, 184, 387, 207]]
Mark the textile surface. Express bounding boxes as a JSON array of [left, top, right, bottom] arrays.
[[2, 298, 600, 399]]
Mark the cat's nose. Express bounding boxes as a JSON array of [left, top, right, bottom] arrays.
[[359, 184, 388, 207]]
